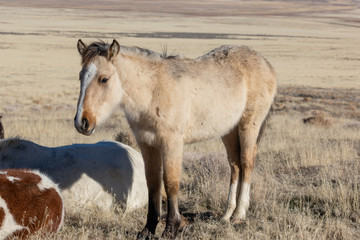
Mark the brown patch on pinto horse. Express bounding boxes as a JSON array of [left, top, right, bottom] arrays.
[[0, 169, 64, 239], [0, 208, 4, 227]]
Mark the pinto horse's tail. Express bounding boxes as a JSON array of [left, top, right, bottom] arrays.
[[0, 115, 4, 140]]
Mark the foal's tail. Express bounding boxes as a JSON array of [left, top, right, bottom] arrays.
[[257, 105, 273, 145]]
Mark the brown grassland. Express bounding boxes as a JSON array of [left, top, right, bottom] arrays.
[[0, 0, 359, 239]]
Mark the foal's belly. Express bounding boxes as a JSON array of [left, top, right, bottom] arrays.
[[184, 109, 243, 143], [184, 88, 247, 143]]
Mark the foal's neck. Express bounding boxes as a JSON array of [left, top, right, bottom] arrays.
[[116, 53, 159, 122]]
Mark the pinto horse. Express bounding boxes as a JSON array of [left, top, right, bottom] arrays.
[[74, 39, 277, 239]]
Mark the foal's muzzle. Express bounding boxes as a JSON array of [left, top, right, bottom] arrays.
[[74, 114, 95, 136]]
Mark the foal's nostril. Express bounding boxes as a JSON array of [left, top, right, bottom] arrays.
[[81, 118, 89, 131]]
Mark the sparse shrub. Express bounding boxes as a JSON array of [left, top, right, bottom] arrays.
[[303, 111, 333, 127]]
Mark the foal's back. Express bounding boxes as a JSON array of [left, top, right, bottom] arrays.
[[163, 45, 276, 143]]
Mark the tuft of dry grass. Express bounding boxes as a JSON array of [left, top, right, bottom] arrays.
[[114, 130, 138, 150], [303, 112, 334, 128]]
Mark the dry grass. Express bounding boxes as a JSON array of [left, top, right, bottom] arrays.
[[4, 105, 360, 240], [1, 1, 360, 239]]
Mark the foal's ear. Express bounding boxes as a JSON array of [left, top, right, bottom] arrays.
[[108, 39, 120, 61], [77, 39, 87, 55]]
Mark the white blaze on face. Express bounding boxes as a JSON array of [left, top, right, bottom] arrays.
[[75, 63, 97, 125]]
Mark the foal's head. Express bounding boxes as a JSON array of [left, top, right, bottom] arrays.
[[74, 39, 122, 135]]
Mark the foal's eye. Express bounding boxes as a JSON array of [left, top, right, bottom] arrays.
[[100, 77, 109, 84]]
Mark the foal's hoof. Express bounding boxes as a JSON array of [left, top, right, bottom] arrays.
[[220, 218, 231, 224], [137, 227, 154, 240], [161, 221, 181, 239], [161, 228, 177, 240], [231, 217, 246, 225], [220, 213, 232, 223]]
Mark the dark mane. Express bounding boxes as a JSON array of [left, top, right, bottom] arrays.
[[81, 41, 110, 65], [160, 45, 179, 59], [80, 41, 179, 65]]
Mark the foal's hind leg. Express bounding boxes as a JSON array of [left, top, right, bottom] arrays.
[[232, 116, 263, 221], [221, 127, 241, 221]]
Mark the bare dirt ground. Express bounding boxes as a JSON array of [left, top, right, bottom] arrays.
[[0, 0, 359, 239]]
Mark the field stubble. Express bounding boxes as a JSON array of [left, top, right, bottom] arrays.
[[2, 86, 360, 239]]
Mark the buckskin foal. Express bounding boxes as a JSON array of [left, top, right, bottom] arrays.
[[74, 39, 276, 239]]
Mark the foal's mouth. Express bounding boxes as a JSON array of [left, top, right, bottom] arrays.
[[81, 124, 96, 136], [74, 122, 96, 136]]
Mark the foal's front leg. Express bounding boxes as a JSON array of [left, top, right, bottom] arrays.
[[137, 143, 162, 239], [161, 136, 183, 239]]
